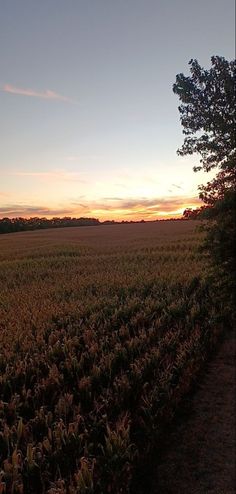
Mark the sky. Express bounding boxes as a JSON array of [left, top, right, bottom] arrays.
[[0, 0, 235, 221]]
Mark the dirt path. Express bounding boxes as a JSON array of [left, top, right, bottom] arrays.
[[150, 333, 236, 494]]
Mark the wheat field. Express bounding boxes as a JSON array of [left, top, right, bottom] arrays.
[[0, 221, 220, 494]]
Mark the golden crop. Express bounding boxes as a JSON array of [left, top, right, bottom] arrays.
[[0, 221, 220, 493]]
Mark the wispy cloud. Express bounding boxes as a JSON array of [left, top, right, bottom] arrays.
[[172, 183, 183, 190], [66, 154, 101, 162], [66, 156, 81, 162], [114, 183, 129, 189], [102, 197, 124, 201], [111, 196, 199, 214], [0, 196, 201, 220], [7, 170, 85, 183], [72, 195, 201, 219], [2, 84, 75, 103], [0, 204, 76, 217]]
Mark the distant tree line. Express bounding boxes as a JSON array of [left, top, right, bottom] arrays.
[[0, 216, 188, 234], [0, 216, 100, 234]]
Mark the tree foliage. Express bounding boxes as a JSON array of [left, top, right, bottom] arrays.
[[173, 56, 235, 174], [174, 56, 236, 323]]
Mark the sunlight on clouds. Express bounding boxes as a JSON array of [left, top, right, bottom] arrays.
[[0, 195, 201, 221], [1, 164, 206, 221]]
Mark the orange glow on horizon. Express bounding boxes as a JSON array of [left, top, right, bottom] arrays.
[[0, 197, 202, 222]]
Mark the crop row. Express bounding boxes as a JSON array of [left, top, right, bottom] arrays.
[[0, 223, 220, 493]]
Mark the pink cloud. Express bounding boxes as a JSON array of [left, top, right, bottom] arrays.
[[2, 84, 75, 103], [72, 195, 202, 220], [0, 195, 202, 220]]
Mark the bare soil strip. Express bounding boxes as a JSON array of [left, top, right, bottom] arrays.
[[150, 333, 236, 494]]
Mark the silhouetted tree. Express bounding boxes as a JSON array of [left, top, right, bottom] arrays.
[[174, 56, 236, 323]]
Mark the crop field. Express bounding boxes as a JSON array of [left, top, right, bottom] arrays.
[[0, 221, 221, 493]]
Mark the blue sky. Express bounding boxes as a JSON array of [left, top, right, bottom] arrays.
[[0, 0, 235, 220]]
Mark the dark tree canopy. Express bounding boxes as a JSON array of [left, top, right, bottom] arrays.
[[174, 56, 236, 324], [173, 56, 235, 175]]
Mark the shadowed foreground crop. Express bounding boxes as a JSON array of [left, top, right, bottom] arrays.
[[0, 221, 223, 493]]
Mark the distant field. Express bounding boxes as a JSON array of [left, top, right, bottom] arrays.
[[0, 221, 220, 494]]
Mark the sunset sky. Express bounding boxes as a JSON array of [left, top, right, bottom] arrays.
[[0, 0, 235, 221]]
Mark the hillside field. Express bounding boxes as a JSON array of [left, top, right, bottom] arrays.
[[0, 221, 221, 493]]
